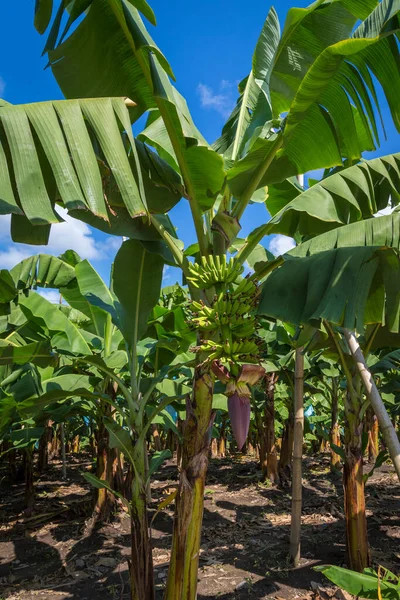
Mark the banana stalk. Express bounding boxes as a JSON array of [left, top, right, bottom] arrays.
[[165, 365, 215, 600]]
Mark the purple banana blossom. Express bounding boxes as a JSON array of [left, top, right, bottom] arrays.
[[212, 361, 265, 450], [228, 391, 251, 451]]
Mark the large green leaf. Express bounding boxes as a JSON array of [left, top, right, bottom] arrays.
[[371, 349, 400, 373], [0, 271, 17, 316], [17, 387, 101, 418], [64, 259, 117, 321], [18, 292, 92, 355], [315, 564, 400, 599], [290, 213, 400, 258], [40, 0, 168, 117], [281, 4, 400, 175], [83, 472, 130, 509], [0, 340, 55, 367], [11, 254, 76, 291], [34, 0, 53, 34], [113, 239, 165, 348], [0, 97, 148, 243], [227, 1, 399, 195], [258, 216, 400, 332], [269, 0, 378, 116], [268, 153, 400, 237], [104, 418, 135, 465], [40, 0, 224, 222], [213, 7, 280, 159], [10, 427, 45, 449], [235, 154, 400, 263]]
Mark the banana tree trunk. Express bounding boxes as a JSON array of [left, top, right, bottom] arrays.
[[330, 384, 341, 471], [8, 444, 17, 482], [24, 447, 35, 512], [265, 373, 279, 484], [60, 423, 66, 480], [219, 415, 227, 457], [38, 424, 51, 473], [290, 348, 304, 567], [165, 364, 214, 600], [152, 424, 162, 452], [210, 438, 218, 458], [255, 407, 268, 476], [279, 409, 294, 483], [93, 419, 117, 520], [368, 413, 379, 462], [344, 330, 400, 480], [129, 440, 154, 600], [72, 435, 80, 454], [343, 382, 370, 572]]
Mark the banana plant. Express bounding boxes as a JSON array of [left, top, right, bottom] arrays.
[[316, 564, 400, 600], [5, 248, 201, 596], [0, 0, 399, 597], [258, 209, 400, 573]]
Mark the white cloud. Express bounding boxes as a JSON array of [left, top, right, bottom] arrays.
[[268, 234, 296, 256], [0, 207, 121, 269], [163, 265, 171, 281], [197, 82, 234, 118], [37, 289, 61, 304], [0, 246, 34, 270], [0, 77, 5, 97]]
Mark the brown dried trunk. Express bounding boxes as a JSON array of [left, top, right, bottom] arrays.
[[279, 409, 294, 483], [6, 442, 17, 482], [218, 415, 227, 458], [72, 435, 80, 454], [366, 408, 379, 462], [38, 425, 51, 473], [265, 373, 279, 485], [255, 407, 268, 476], [151, 424, 162, 452], [93, 419, 117, 520], [247, 441, 255, 455], [210, 438, 218, 458], [343, 447, 370, 571], [50, 424, 60, 458], [129, 506, 155, 600], [24, 448, 35, 511], [89, 433, 97, 458], [319, 438, 328, 452], [343, 386, 370, 572], [330, 385, 341, 471]]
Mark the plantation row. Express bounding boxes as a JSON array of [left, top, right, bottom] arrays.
[[1, 0, 400, 599]]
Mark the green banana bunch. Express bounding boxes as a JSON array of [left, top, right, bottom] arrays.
[[187, 255, 243, 289], [197, 339, 259, 361]]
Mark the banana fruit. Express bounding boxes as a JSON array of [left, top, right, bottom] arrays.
[[187, 255, 244, 289], [188, 258, 261, 365]]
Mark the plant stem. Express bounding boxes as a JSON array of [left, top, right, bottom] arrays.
[[231, 133, 283, 221], [290, 347, 304, 567], [164, 364, 215, 600], [150, 214, 186, 270]]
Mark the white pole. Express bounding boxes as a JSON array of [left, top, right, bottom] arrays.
[[344, 329, 400, 481]]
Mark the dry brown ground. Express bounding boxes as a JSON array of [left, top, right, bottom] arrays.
[[0, 453, 399, 600]]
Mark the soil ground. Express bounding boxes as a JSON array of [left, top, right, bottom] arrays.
[[0, 453, 399, 600]]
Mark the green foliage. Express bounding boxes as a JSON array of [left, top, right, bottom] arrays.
[[316, 564, 400, 599]]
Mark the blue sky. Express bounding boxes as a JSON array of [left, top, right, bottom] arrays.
[[0, 1, 398, 292]]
